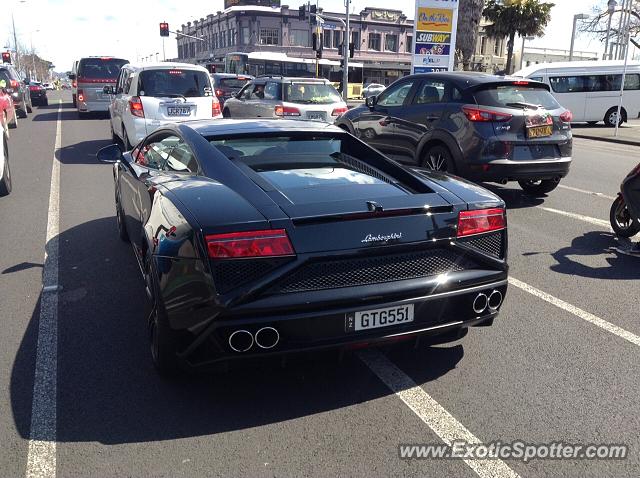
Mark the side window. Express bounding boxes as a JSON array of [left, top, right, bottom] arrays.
[[135, 135, 180, 169], [250, 83, 266, 99], [529, 76, 544, 83], [165, 140, 199, 173], [549, 76, 585, 93], [414, 80, 446, 105], [377, 80, 416, 107], [124, 74, 133, 95], [239, 83, 253, 99], [115, 70, 125, 94], [264, 81, 281, 100], [450, 86, 463, 102]]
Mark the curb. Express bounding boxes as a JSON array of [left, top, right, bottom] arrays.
[[572, 133, 640, 147]]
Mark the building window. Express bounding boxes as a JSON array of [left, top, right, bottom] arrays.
[[494, 39, 501, 56], [228, 29, 232, 46], [368, 33, 381, 51], [290, 29, 309, 47], [480, 36, 487, 55], [241, 27, 250, 45], [259, 28, 279, 45], [323, 30, 332, 48], [351, 30, 360, 50], [406, 35, 413, 53], [385, 34, 398, 52], [333, 30, 342, 49]]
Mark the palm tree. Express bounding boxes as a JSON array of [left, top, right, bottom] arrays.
[[456, 0, 486, 70], [483, 0, 554, 74]]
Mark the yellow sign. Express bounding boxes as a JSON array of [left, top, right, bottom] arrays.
[[416, 7, 453, 32]]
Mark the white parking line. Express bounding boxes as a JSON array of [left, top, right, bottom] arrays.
[[509, 277, 640, 348], [359, 350, 521, 478], [557, 184, 616, 201], [537, 206, 611, 229], [25, 100, 61, 478]]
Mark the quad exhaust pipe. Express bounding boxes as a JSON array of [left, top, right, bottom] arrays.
[[473, 290, 503, 314], [228, 327, 280, 352]]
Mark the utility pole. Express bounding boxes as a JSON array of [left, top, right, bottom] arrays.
[[11, 13, 20, 72], [343, 0, 350, 102]]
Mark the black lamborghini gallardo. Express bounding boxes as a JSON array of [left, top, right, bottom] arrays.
[[97, 119, 508, 375]]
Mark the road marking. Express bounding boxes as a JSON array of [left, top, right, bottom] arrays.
[[359, 350, 520, 478], [558, 184, 616, 201], [537, 206, 611, 229], [509, 277, 640, 348], [25, 99, 62, 478]]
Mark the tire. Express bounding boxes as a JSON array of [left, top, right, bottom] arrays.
[[17, 108, 27, 119], [42, 98, 49, 107], [26, 102, 32, 113], [147, 258, 181, 377], [115, 192, 129, 242], [5, 110, 17, 129], [122, 126, 132, 151], [0, 141, 12, 197], [222, 108, 231, 118], [421, 144, 456, 173], [72, 94, 77, 108], [362, 128, 376, 140], [586, 121, 598, 126], [610, 195, 640, 238], [604, 107, 626, 127], [518, 178, 560, 196]]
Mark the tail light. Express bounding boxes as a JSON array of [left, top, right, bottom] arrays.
[[206, 229, 295, 259], [457, 208, 506, 237], [559, 110, 573, 123], [331, 106, 348, 116], [29, 85, 40, 91], [275, 105, 300, 117], [212, 97, 221, 117], [77, 89, 85, 102], [462, 106, 512, 122], [214, 88, 224, 97], [9, 79, 19, 89], [129, 96, 144, 118], [512, 80, 529, 86], [72, 80, 77, 88]]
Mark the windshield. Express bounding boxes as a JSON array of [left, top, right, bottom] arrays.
[[77, 57, 127, 80], [474, 85, 560, 110], [138, 69, 212, 97], [284, 82, 342, 105]]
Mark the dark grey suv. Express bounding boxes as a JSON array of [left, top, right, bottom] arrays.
[[336, 72, 573, 195], [0, 64, 32, 118]]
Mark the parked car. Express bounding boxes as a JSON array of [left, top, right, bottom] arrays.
[[106, 62, 221, 150], [69, 60, 78, 106], [336, 72, 573, 196], [211, 73, 253, 106], [29, 81, 48, 106], [42, 82, 55, 90], [0, 64, 32, 118], [0, 82, 18, 129], [0, 115, 11, 196], [223, 76, 348, 123], [72, 56, 128, 116], [97, 118, 508, 375], [363, 82, 386, 98]]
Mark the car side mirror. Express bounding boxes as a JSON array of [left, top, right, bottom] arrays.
[[365, 95, 377, 109], [103, 85, 115, 95], [97, 144, 124, 163]]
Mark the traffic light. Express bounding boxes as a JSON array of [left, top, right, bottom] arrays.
[[159, 22, 169, 37], [349, 42, 355, 58], [298, 5, 306, 20], [310, 5, 317, 25], [1, 52, 10, 64]]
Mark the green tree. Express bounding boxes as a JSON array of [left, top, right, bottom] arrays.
[[456, 0, 486, 70], [483, 0, 554, 73]]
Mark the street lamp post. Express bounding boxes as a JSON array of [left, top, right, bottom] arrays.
[[604, 0, 617, 60], [569, 13, 589, 61]]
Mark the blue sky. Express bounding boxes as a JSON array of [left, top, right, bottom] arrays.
[[1, 0, 629, 73]]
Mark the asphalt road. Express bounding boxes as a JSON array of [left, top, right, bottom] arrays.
[[1, 91, 639, 477]]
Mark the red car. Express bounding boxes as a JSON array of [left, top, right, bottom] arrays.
[[0, 83, 18, 130]]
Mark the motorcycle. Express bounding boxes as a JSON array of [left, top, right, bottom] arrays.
[[610, 162, 640, 237]]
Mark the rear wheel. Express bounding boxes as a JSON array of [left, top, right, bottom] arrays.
[[115, 192, 129, 242], [610, 195, 640, 237], [0, 141, 12, 197], [122, 126, 132, 151], [362, 128, 376, 140], [421, 144, 456, 173], [604, 107, 626, 127], [72, 94, 77, 108], [222, 108, 231, 118], [518, 178, 560, 196], [26, 102, 32, 113]]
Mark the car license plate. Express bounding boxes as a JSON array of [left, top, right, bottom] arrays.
[[527, 125, 552, 138], [168, 107, 191, 117], [346, 304, 414, 332], [307, 111, 325, 121]]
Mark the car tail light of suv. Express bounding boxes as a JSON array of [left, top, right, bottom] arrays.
[[212, 97, 221, 117], [559, 110, 573, 123], [457, 208, 506, 237], [206, 229, 295, 258], [275, 105, 300, 117], [77, 89, 85, 102], [331, 106, 348, 116], [129, 96, 144, 118], [462, 106, 512, 122]]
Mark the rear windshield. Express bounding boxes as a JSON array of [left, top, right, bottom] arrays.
[[284, 82, 342, 105], [208, 135, 396, 193], [138, 69, 212, 97], [474, 85, 560, 110], [78, 58, 128, 79], [217, 77, 249, 89]]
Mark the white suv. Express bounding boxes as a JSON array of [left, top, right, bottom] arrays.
[[107, 62, 221, 150]]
